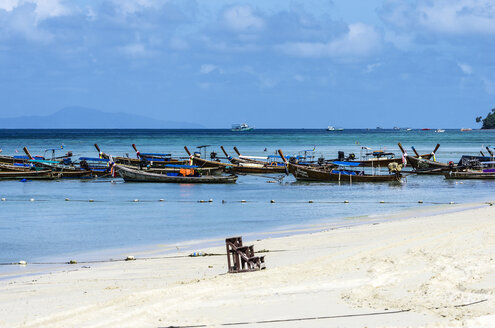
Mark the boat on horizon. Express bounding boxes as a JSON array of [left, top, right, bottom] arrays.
[[460, 128, 473, 132], [326, 126, 344, 131], [435, 129, 445, 133], [231, 123, 253, 132]]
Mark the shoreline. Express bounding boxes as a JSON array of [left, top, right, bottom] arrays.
[[1, 200, 491, 281], [1, 200, 494, 327]]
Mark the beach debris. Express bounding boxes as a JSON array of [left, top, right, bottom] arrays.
[[189, 252, 205, 257], [125, 255, 136, 261], [226, 236, 265, 273]]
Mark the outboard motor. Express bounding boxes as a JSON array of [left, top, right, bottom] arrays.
[[338, 151, 345, 161]]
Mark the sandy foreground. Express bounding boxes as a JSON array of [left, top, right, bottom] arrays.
[[1, 202, 495, 328]]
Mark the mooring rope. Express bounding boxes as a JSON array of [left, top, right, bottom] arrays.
[[160, 299, 488, 327]]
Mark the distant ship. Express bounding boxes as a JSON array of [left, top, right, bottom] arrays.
[[231, 123, 254, 132], [435, 129, 445, 133], [460, 128, 472, 132], [327, 126, 344, 131]]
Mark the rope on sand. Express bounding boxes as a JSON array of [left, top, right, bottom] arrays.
[[161, 299, 488, 327]]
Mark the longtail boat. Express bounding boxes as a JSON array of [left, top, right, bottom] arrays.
[[0, 169, 54, 180], [184, 146, 287, 174], [23, 147, 93, 179], [444, 171, 495, 180], [115, 165, 237, 183], [94, 144, 187, 167], [278, 150, 402, 183]]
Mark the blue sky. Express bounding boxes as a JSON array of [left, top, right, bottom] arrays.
[[0, 0, 494, 128]]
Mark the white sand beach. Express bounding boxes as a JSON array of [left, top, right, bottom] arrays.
[[1, 202, 494, 328]]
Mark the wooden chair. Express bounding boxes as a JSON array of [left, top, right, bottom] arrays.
[[226, 236, 265, 273]]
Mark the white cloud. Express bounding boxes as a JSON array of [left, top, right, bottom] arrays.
[[457, 62, 473, 74], [0, 0, 19, 11], [200, 64, 218, 74], [0, 0, 70, 21], [364, 63, 382, 73], [276, 23, 381, 58], [222, 5, 264, 32], [381, 0, 495, 36], [169, 37, 189, 50], [120, 43, 148, 57], [111, 0, 167, 16]]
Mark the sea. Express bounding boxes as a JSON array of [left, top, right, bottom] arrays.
[[0, 129, 494, 271]]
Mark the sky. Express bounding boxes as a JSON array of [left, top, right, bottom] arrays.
[[0, 0, 494, 128]]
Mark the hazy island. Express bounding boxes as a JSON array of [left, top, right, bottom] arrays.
[[476, 109, 495, 129]]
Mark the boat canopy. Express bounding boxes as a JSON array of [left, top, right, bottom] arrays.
[[29, 159, 60, 164], [79, 157, 109, 162], [333, 161, 362, 167], [139, 153, 171, 157], [164, 164, 198, 168]]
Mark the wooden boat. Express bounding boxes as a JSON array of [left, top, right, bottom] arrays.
[[184, 146, 287, 174], [115, 165, 237, 183], [23, 148, 93, 179], [332, 145, 435, 168], [278, 150, 402, 183], [0, 169, 54, 180], [444, 171, 495, 179], [94, 144, 187, 167]]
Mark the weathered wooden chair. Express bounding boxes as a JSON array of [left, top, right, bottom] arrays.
[[226, 236, 265, 273]]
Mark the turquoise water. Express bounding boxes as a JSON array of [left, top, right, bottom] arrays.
[[0, 129, 494, 267]]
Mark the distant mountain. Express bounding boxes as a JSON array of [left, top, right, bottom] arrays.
[[0, 107, 204, 129]]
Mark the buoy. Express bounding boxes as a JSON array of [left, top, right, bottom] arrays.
[[125, 255, 136, 261], [241, 200, 246, 203], [68, 260, 77, 264], [1, 198, 5, 201], [65, 198, 70, 201], [208, 199, 213, 202], [418, 200, 423, 203], [89, 199, 94, 202], [308, 200, 314, 203], [18, 260, 27, 265], [344, 200, 349, 203], [133, 199, 139, 202], [29, 198, 35, 202], [379, 200, 385, 203], [270, 200, 275, 203], [159, 199, 164, 202]]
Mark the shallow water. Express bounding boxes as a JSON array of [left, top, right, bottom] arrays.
[[0, 129, 494, 266]]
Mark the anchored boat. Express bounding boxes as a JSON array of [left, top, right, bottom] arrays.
[[115, 165, 237, 183]]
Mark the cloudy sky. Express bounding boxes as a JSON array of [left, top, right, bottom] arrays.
[[1, 0, 494, 128]]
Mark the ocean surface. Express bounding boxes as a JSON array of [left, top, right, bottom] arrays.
[[0, 129, 494, 269]]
